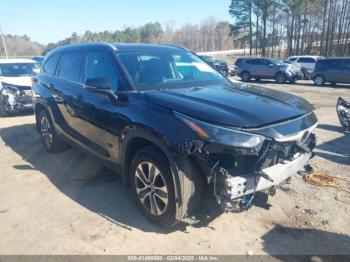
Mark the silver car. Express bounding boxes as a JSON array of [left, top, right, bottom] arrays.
[[236, 58, 303, 84]]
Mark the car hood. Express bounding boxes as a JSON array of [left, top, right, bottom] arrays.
[[146, 82, 315, 128], [0, 76, 32, 89]]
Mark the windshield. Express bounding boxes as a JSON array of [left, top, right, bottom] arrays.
[[0, 63, 40, 77], [118, 50, 226, 90]]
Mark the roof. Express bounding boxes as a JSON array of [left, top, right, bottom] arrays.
[[47, 42, 187, 56], [114, 43, 187, 52], [0, 58, 36, 64]]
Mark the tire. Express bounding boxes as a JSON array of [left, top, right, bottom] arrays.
[[38, 110, 70, 153], [0, 101, 7, 117], [314, 75, 325, 87], [241, 71, 251, 82], [129, 145, 178, 227], [276, 73, 287, 84]]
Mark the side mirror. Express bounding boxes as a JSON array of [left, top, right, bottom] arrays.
[[85, 77, 111, 90]]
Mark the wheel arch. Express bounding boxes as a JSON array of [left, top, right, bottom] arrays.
[[120, 126, 203, 222]]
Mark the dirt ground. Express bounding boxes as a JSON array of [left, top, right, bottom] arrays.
[[0, 79, 349, 255]]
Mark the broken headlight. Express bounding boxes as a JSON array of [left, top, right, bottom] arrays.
[[174, 112, 265, 151], [2, 83, 20, 96]]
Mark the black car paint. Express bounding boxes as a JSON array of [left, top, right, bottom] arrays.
[[33, 43, 317, 221]]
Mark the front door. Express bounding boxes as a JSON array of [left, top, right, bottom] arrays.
[[75, 50, 128, 162]]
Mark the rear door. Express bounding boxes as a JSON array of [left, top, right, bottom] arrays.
[[54, 51, 86, 139]]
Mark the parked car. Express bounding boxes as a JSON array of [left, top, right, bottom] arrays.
[[230, 58, 248, 77], [236, 58, 303, 83], [0, 59, 40, 116], [199, 55, 229, 76], [337, 97, 350, 132], [32, 56, 45, 65], [32, 43, 317, 227], [288, 56, 324, 79], [313, 58, 350, 86]]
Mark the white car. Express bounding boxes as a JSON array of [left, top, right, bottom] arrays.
[[0, 59, 40, 116], [287, 56, 324, 79]]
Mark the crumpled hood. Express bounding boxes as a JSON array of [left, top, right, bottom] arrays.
[[146, 82, 314, 128], [0, 76, 32, 89]]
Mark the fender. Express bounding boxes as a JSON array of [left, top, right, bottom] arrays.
[[120, 126, 194, 221]]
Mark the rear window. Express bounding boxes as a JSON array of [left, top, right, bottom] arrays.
[[58, 52, 85, 83], [246, 59, 260, 65], [43, 53, 60, 75]]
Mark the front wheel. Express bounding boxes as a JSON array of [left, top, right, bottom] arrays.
[[276, 73, 287, 84], [241, 71, 251, 82], [314, 75, 325, 87], [129, 146, 178, 227], [0, 102, 7, 117]]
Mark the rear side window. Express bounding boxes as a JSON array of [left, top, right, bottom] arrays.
[[58, 52, 85, 83], [43, 53, 60, 75], [84, 51, 119, 90], [298, 58, 315, 63], [246, 59, 260, 65]]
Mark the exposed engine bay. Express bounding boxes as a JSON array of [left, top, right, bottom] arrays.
[[173, 112, 317, 212]]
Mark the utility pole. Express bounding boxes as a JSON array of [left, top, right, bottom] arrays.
[[0, 24, 8, 59]]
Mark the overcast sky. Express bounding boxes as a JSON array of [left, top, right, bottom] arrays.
[[0, 0, 232, 44]]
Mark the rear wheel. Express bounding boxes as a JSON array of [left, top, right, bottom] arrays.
[[129, 145, 178, 227], [314, 75, 325, 86], [38, 110, 69, 153], [276, 73, 287, 84], [241, 71, 251, 82]]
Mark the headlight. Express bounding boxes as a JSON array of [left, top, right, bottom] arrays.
[[174, 112, 265, 150], [2, 83, 20, 96]]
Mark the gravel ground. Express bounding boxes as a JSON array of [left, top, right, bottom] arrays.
[[0, 79, 349, 255]]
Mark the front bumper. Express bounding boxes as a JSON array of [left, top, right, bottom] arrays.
[[223, 152, 310, 200], [1, 94, 33, 113], [287, 72, 303, 81]]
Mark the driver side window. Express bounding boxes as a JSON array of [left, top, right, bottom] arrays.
[[84, 51, 119, 90]]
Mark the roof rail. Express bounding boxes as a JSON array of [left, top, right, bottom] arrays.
[[161, 44, 189, 51]]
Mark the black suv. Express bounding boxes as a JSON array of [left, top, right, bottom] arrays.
[[33, 43, 317, 227], [313, 58, 350, 86], [199, 55, 229, 76]]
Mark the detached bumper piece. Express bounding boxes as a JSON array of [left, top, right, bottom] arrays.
[[214, 152, 311, 211], [212, 133, 315, 211]]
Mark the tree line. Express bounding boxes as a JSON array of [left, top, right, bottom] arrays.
[[42, 19, 234, 55], [1, 1, 349, 58], [229, 0, 350, 57]]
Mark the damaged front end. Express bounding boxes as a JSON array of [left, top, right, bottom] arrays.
[[337, 97, 350, 131], [173, 112, 317, 212], [0, 83, 33, 115]]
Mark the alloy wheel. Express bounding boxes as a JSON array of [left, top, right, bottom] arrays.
[[315, 76, 324, 86], [134, 161, 168, 216], [40, 116, 53, 148]]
